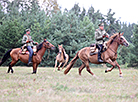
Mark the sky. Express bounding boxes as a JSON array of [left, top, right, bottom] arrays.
[[57, 0, 138, 24]]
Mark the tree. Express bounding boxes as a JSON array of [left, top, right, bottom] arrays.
[[128, 25, 138, 67], [39, 0, 60, 15], [0, 19, 24, 65]]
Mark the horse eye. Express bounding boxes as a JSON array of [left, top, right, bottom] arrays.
[[121, 38, 123, 40]]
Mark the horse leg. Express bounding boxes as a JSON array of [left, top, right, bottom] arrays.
[[7, 65, 11, 73], [114, 60, 122, 77], [105, 59, 116, 73], [78, 63, 85, 75], [32, 63, 38, 74], [54, 60, 58, 72], [58, 62, 62, 71], [61, 61, 67, 70], [7, 65, 14, 73], [61, 55, 69, 70], [7, 60, 18, 73], [84, 61, 94, 76]]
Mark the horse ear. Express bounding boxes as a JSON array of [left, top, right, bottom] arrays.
[[121, 32, 124, 36], [118, 32, 121, 36]]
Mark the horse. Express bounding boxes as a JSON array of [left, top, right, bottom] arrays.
[[64, 32, 129, 77], [0, 39, 55, 74], [53, 44, 69, 72]]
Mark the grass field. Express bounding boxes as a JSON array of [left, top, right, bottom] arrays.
[[0, 66, 138, 102]]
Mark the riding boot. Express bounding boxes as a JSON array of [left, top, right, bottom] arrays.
[[98, 52, 104, 63], [28, 52, 33, 65], [28, 56, 32, 65]]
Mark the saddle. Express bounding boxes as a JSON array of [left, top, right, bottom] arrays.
[[19, 45, 37, 55], [90, 41, 108, 55]]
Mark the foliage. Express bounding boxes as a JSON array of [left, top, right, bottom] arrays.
[[0, 0, 136, 67], [128, 25, 138, 67]]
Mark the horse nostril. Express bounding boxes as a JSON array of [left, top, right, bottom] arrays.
[[125, 43, 129, 47], [52, 47, 55, 50], [127, 43, 129, 46]]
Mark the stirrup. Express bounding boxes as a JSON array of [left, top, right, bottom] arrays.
[[27, 62, 32, 66], [98, 59, 104, 63], [33, 53, 37, 55]]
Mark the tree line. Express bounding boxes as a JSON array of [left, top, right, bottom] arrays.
[[0, 0, 137, 68]]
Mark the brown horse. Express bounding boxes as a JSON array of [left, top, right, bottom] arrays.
[[0, 39, 55, 74], [64, 32, 129, 77], [53, 44, 69, 72]]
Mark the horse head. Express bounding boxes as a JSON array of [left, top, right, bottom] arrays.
[[108, 32, 129, 47], [43, 39, 55, 50], [58, 44, 63, 54], [118, 32, 129, 47]]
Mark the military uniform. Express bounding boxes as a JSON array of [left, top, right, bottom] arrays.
[[95, 28, 109, 45], [22, 29, 37, 65], [22, 34, 34, 46], [91, 23, 109, 62]]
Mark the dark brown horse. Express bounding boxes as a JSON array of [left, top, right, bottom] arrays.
[[53, 44, 69, 72], [0, 39, 55, 74], [64, 32, 129, 77]]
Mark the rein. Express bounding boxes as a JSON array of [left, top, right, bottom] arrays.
[[41, 41, 50, 61], [108, 47, 117, 55], [107, 36, 122, 55]]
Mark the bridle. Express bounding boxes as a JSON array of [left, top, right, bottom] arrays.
[[107, 35, 123, 55], [43, 40, 49, 49]]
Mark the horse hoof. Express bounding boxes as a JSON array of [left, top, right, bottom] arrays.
[[105, 70, 107, 73], [93, 75, 99, 79], [32, 72, 36, 74], [119, 75, 123, 77], [11, 70, 14, 73]]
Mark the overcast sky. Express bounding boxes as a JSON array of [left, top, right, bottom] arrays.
[[57, 0, 138, 24]]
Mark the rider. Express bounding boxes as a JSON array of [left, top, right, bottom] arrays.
[[22, 29, 38, 65], [92, 23, 109, 62]]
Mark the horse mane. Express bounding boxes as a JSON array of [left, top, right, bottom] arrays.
[[62, 48, 66, 59], [36, 42, 43, 52], [106, 33, 118, 45]]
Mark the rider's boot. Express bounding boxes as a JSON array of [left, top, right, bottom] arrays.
[[98, 52, 104, 63]]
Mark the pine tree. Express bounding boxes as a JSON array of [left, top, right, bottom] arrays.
[[0, 19, 24, 65], [128, 25, 138, 67]]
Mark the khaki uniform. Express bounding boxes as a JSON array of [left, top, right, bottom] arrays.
[[22, 34, 34, 46], [95, 28, 109, 45]]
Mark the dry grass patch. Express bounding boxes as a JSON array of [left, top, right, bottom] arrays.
[[0, 66, 138, 102]]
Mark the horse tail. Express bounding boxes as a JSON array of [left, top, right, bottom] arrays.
[[64, 51, 79, 75], [0, 49, 12, 66]]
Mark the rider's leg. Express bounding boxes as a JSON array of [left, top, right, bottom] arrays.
[[97, 44, 104, 62], [27, 46, 33, 65]]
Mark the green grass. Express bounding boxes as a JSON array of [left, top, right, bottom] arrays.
[[0, 66, 138, 102]]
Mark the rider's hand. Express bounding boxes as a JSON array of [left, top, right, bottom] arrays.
[[106, 35, 109, 38], [103, 35, 105, 38], [26, 40, 30, 43]]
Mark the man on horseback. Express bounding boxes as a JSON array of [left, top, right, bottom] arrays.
[[90, 23, 109, 62], [22, 29, 38, 65]]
